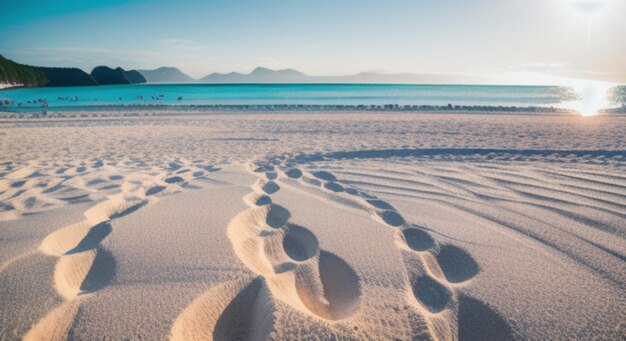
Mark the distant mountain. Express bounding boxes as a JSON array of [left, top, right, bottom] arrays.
[[91, 66, 146, 85], [198, 71, 244, 83], [126, 70, 147, 84], [39, 67, 97, 86], [200, 67, 308, 83], [197, 67, 488, 84], [1, 53, 492, 87], [0, 54, 47, 87], [138, 67, 194, 83], [0, 54, 96, 87], [0, 55, 149, 87]]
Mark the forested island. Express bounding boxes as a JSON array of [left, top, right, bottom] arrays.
[[0, 54, 145, 88]]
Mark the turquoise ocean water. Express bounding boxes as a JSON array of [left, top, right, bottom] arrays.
[[0, 83, 589, 110]]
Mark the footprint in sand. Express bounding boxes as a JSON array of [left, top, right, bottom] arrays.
[[287, 166, 484, 340], [171, 164, 362, 340], [284, 168, 303, 179], [23, 164, 214, 340], [24, 191, 146, 340]]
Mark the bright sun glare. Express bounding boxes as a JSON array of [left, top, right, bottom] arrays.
[[560, 0, 618, 116], [565, 80, 614, 117]]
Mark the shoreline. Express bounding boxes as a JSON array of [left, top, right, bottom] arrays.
[[0, 83, 24, 90], [0, 109, 589, 121], [0, 103, 581, 115]]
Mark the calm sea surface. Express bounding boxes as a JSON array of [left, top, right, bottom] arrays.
[[0, 83, 589, 110]]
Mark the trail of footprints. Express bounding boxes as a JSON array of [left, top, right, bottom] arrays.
[[10, 159, 480, 340], [173, 163, 480, 340], [24, 190, 145, 340], [15, 162, 215, 340], [0, 158, 220, 221], [171, 164, 362, 340], [285, 166, 480, 340]]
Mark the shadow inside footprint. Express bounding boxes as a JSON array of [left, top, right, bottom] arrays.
[[79, 248, 116, 294], [11, 180, 26, 188], [285, 168, 303, 179], [165, 176, 184, 184], [314, 251, 361, 320], [146, 186, 166, 196], [68, 223, 112, 254], [410, 275, 451, 313], [367, 199, 395, 210], [168, 162, 182, 171], [213, 279, 269, 341], [283, 224, 319, 261], [110, 201, 147, 220], [266, 205, 291, 228], [345, 188, 360, 196], [458, 295, 515, 341], [260, 181, 280, 194], [255, 195, 272, 206], [377, 210, 405, 227], [402, 228, 435, 251], [311, 171, 336, 182], [324, 182, 344, 192], [436, 245, 480, 283]]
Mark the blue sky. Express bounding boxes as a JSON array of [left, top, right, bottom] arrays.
[[1, 0, 624, 82]]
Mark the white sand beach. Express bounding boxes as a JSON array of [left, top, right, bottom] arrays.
[[0, 84, 22, 90], [0, 112, 625, 340]]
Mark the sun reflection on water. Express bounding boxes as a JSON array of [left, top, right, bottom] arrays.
[[562, 80, 615, 117]]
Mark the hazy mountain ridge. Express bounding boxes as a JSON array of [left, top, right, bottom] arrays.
[[2, 54, 561, 87], [196, 67, 491, 84], [138, 67, 195, 83]]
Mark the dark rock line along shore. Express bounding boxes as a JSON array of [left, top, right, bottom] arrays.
[[0, 103, 584, 116]]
